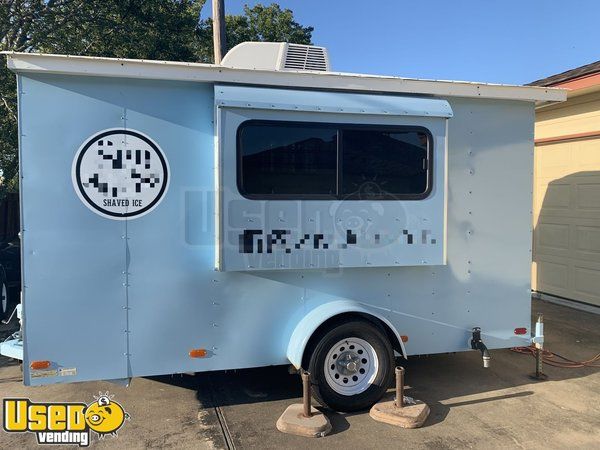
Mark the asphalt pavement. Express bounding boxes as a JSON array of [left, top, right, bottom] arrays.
[[1, 299, 598, 449]]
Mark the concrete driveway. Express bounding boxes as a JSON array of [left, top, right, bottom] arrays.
[[1, 299, 599, 449]]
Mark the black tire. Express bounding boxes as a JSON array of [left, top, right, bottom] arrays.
[[307, 320, 394, 412], [0, 273, 9, 320]]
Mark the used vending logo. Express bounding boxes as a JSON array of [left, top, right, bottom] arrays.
[[72, 128, 169, 220], [3, 392, 129, 446]]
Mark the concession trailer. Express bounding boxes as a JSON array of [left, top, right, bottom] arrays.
[[1, 42, 565, 411]]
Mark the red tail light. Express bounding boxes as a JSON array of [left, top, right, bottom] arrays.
[[514, 327, 527, 335]]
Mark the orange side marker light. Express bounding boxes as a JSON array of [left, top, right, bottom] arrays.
[[189, 348, 208, 358], [401, 335, 409, 343], [30, 360, 51, 370]]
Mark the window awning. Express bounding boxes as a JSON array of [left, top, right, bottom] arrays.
[[215, 85, 453, 118]]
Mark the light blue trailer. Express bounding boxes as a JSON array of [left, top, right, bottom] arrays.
[[2, 43, 565, 411]]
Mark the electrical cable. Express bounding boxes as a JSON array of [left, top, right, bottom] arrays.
[[510, 345, 600, 368]]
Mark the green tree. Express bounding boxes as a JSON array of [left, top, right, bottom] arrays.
[[33, 0, 203, 60], [0, 0, 44, 193], [0, 1, 313, 198], [195, 3, 313, 63]]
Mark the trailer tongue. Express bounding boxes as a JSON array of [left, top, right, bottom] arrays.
[[1, 304, 22, 360]]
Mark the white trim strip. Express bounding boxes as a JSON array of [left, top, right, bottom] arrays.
[[4, 52, 566, 103]]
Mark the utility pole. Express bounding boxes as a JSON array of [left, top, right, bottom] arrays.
[[212, 0, 226, 64]]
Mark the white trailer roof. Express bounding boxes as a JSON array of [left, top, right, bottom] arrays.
[[3, 51, 566, 104]]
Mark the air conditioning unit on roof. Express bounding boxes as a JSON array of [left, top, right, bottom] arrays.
[[220, 42, 331, 72]]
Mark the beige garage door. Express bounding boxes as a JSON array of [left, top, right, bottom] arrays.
[[533, 137, 600, 306]]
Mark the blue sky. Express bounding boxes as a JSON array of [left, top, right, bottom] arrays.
[[206, 1, 600, 85]]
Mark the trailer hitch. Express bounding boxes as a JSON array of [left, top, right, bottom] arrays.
[[471, 327, 491, 368]]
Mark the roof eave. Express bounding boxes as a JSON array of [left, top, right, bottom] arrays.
[[3, 51, 567, 103]]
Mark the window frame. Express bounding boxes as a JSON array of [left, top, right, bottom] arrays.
[[236, 119, 433, 201]]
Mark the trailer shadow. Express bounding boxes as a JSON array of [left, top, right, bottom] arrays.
[[148, 299, 599, 433], [0, 353, 22, 384], [184, 351, 540, 430]]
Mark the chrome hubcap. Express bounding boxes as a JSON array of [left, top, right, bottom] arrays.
[[324, 337, 379, 395]]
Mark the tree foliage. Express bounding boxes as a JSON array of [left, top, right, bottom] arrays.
[[195, 3, 313, 63], [0, 1, 313, 197]]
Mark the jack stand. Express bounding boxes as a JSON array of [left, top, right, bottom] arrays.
[[369, 366, 430, 428], [276, 370, 331, 438], [530, 313, 548, 381]]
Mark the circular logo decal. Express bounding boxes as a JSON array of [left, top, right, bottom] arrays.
[[72, 129, 169, 219]]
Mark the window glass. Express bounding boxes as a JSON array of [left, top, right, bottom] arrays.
[[238, 122, 337, 197], [237, 121, 431, 200], [341, 129, 429, 199]]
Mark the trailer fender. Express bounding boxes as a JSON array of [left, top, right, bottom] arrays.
[[286, 301, 407, 369]]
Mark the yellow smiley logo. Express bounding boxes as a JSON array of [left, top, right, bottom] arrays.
[[84, 394, 128, 435]]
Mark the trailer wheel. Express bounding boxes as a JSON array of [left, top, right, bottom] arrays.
[[307, 320, 394, 412], [0, 276, 8, 319]]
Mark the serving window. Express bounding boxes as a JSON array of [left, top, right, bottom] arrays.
[[237, 120, 432, 200]]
